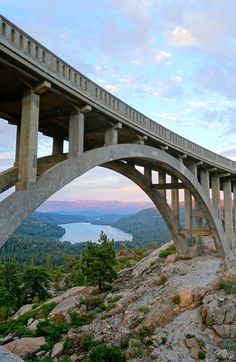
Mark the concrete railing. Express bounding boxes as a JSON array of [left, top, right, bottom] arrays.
[[1, 14, 236, 172]]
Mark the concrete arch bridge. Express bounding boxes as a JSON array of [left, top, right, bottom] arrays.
[[0, 15, 236, 258]]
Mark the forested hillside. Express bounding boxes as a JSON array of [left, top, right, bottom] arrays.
[[15, 215, 65, 240], [113, 207, 185, 244], [0, 236, 88, 265]]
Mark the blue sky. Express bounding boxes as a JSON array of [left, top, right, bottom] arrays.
[[1, 0, 236, 202]]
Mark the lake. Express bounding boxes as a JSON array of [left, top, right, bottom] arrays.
[[59, 222, 132, 244]]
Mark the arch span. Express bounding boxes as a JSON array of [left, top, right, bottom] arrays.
[[0, 144, 231, 256], [102, 160, 191, 257]]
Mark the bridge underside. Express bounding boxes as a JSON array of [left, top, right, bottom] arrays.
[[0, 143, 233, 258], [1, 16, 236, 258]]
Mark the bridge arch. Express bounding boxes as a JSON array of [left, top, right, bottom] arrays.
[[0, 144, 231, 257]]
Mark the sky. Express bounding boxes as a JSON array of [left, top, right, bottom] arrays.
[[1, 0, 236, 203]]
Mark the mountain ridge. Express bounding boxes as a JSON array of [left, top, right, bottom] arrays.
[[38, 199, 153, 216]]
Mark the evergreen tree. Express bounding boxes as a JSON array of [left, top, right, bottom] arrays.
[[0, 262, 22, 312], [22, 265, 51, 303], [81, 232, 117, 292]]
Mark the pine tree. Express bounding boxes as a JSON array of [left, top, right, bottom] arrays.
[[0, 262, 22, 312], [81, 232, 117, 292], [22, 265, 51, 303]]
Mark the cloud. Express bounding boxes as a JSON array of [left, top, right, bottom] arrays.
[[165, 27, 196, 48], [154, 50, 172, 65], [0, 152, 14, 161], [220, 148, 236, 158], [153, 80, 183, 99], [149, 112, 194, 127], [187, 100, 209, 109]]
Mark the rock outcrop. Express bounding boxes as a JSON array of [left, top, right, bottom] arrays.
[[4, 337, 46, 359], [2, 240, 236, 361], [0, 347, 25, 362]]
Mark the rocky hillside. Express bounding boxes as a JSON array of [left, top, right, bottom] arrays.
[[1, 241, 236, 361]]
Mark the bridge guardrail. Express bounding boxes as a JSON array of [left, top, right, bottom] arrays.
[[0, 14, 235, 173]]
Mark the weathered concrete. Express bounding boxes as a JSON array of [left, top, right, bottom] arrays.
[[184, 188, 192, 230], [159, 170, 166, 199], [104, 123, 122, 146], [0, 144, 231, 257], [104, 160, 190, 257], [17, 90, 39, 185], [211, 173, 221, 217], [52, 137, 63, 155], [171, 175, 179, 220], [69, 110, 84, 157], [200, 168, 210, 195], [223, 178, 233, 247]]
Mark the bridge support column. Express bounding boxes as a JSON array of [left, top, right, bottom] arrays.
[[233, 182, 236, 247], [188, 162, 204, 252], [52, 137, 64, 155], [14, 124, 21, 166], [184, 187, 192, 230], [171, 175, 179, 220], [144, 166, 152, 183], [159, 171, 166, 199], [211, 173, 221, 217], [69, 110, 84, 157], [16, 90, 40, 188], [223, 178, 233, 247], [184, 162, 193, 235], [200, 168, 210, 195], [105, 122, 122, 146]]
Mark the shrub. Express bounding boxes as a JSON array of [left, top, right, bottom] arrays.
[[138, 305, 150, 313], [36, 319, 68, 344], [219, 279, 236, 294], [32, 357, 53, 362], [218, 340, 236, 351], [70, 311, 80, 327], [104, 295, 122, 311], [172, 294, 181, 305], [139, 324, 156, 337], [0, 307, 8, 322], [159, 246, 176, 258], [86, 344, 126, 362], [37, 302, 57, 318], [84, 296, 105, 312], [197, 338, 206, 349], [198, 351, 206, 359], [155, 274, 167, 286], [120, 334, 130, 349], [0, 309, 37, 337], [72, 333, 100, 354], [69, 311, 95, 327], [64, 337, 73, 354]]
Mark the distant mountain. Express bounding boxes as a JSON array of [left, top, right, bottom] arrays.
[[37, 200, 153, 216]]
